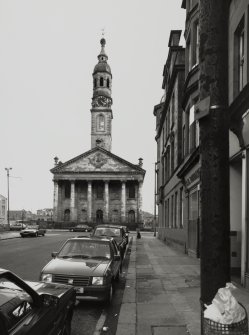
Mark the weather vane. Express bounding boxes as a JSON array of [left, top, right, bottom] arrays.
[[101, 27, 105, 37]]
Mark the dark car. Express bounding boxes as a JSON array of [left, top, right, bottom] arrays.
[[40, 236, 121, 303], [92, 225, 127, 259], [0, 268, 75, 335], [20, 225, 46, 237], [121, 226, 129, 245], [69, 224, 93, 232]]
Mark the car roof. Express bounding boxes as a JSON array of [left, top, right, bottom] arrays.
[[94, 224, 124, 229], [69, 236, 114, 243]]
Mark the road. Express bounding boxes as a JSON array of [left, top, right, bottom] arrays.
[[0, 231, 131, 335]]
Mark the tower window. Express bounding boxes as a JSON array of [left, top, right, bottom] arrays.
[[97, 114, 105, 131], [94, 78, 97, 88], [100, 77, 104, 87], [107, 78, 110, 88]]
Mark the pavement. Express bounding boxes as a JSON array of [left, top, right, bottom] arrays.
[[116, 232, 249, 335], [1, 230, 249, 334]]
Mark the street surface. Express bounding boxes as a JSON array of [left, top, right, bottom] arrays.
[[0, 231, 130, 335]]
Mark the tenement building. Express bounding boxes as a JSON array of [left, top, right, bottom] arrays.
[[155, 0, 249, 288], [51, 38, 145, 229]]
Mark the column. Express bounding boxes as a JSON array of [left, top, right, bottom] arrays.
[[104, 181, 109, 222], [87, 181, 92, 223], [138, 181, 143, 223], [53, 180, 59, 221], [70, 181, 77, 221], [121, 181, 126, 223]]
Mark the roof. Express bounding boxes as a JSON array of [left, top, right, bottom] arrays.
[[50, 146, 146, 177]]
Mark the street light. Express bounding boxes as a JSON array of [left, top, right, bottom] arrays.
[[5, 167, 12, 229]]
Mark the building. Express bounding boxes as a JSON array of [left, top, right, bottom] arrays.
[[155, 0, 249, 288], [9, 210, 34, 222], [228, 0, 249, 287], [36, 208, 53, 221], [51, 38, 145, 229], [0, 195, 7, 226]]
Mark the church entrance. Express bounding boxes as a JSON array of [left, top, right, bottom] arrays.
[[96, 209, 103, 225]]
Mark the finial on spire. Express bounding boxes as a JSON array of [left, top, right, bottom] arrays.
[[100, 28, 106, 47]]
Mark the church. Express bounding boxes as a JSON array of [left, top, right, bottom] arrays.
[[50, 38, 146, 229]]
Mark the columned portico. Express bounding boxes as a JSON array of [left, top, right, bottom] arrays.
[[70, 181, 77, 221], [87, 181, 92, 222], [121, 181, 126, 223], [53, 180, 59, 221], [104, 181, 109, 221]]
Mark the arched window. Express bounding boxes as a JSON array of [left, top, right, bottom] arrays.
[[94, 78, 97, 88], [64, 209, 70, 222], [100, 77, 104, 87], [107, 78, 110, 88], [97, 114, 105, 131]]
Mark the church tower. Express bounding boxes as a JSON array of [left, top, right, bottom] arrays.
[[91, 38, 113, 151]]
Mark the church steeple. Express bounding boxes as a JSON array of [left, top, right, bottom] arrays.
[[91, 38, 113, 151]]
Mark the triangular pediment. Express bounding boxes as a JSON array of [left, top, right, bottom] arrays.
[[51, 147, 145, 175]]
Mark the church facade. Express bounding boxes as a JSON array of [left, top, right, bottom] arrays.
[[51, 38, 145, 229]]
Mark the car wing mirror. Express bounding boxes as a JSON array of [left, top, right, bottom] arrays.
[[51, 252, 58, 258], [41, 293, 59, 308]]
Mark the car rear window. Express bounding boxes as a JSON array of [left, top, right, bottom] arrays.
[[58, 240, 111, 259], [94, 227, 121, 237]]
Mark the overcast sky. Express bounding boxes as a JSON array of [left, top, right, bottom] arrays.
[[0, 0, 185, 214]]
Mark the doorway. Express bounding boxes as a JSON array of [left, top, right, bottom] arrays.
[[96, 209, 103, 225]]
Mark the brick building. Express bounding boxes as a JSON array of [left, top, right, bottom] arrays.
[[51, 38, 145, 228]]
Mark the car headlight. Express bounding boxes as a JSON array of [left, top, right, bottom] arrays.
[[41, 273, 53, 282], [92, 277, 104, 285]]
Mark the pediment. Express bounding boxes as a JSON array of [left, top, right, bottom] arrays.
[[51, 148, 144, 174]]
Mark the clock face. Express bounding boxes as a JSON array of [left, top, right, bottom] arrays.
[[93, 96, 111, 107]]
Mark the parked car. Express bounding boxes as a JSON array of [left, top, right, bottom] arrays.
[[0, 268, 75, 335], [40, 236, 122, 303], [69, 224, 93, 232], [121, 226, 129, 245], [92, 224, 127, 259], [9, 221, 26, 231], [20, 225, 46, 237]]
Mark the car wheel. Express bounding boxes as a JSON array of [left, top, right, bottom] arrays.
[[106, 282, 114, 304], [61, 318, 71, 335]]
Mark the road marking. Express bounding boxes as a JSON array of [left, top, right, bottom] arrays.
[[93, 310, 107, 335]]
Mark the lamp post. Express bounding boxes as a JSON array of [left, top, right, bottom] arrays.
[[5, 167, 12, 229]]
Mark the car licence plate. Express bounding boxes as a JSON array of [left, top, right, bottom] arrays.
[[75, 287, 84, 294]]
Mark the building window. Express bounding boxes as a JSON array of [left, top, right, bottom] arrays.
[[182, 124, 186, 159], [164, 200, 168, 227], [128, 184, 135, 199], [171, 138, 174, 174], [96, 184, 104, 199], [97, 114, 105, 131], [107, 78, 110, 88], [171, 195, 174, 228], [234, 17, 245, 96], [65, 182, 71, 199], [171, 93, 175, 128], [192, 21, 199, 67], [179, 187, 184, 228], [64, 209, 70, 221], [174, 191, 178, 228], [112, 209, 119, 223], [100, 77, 104, 87], [94, 78, 97, 88]]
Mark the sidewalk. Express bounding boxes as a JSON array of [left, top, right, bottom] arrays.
[[0, 231, 20, 240], [116, 232, 249, 335]]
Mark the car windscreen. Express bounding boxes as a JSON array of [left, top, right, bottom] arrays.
[[94, 227, 121, 238], [58, 240, 111, 259]]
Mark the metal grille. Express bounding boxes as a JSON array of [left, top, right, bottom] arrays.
[[53, 274, 90, 286]]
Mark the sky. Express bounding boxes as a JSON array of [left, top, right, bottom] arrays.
[[0, 0, 185, 214]]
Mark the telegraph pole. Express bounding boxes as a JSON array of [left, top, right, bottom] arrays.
[[5, 167, 12, 229], [198, 0, 230, 307]]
